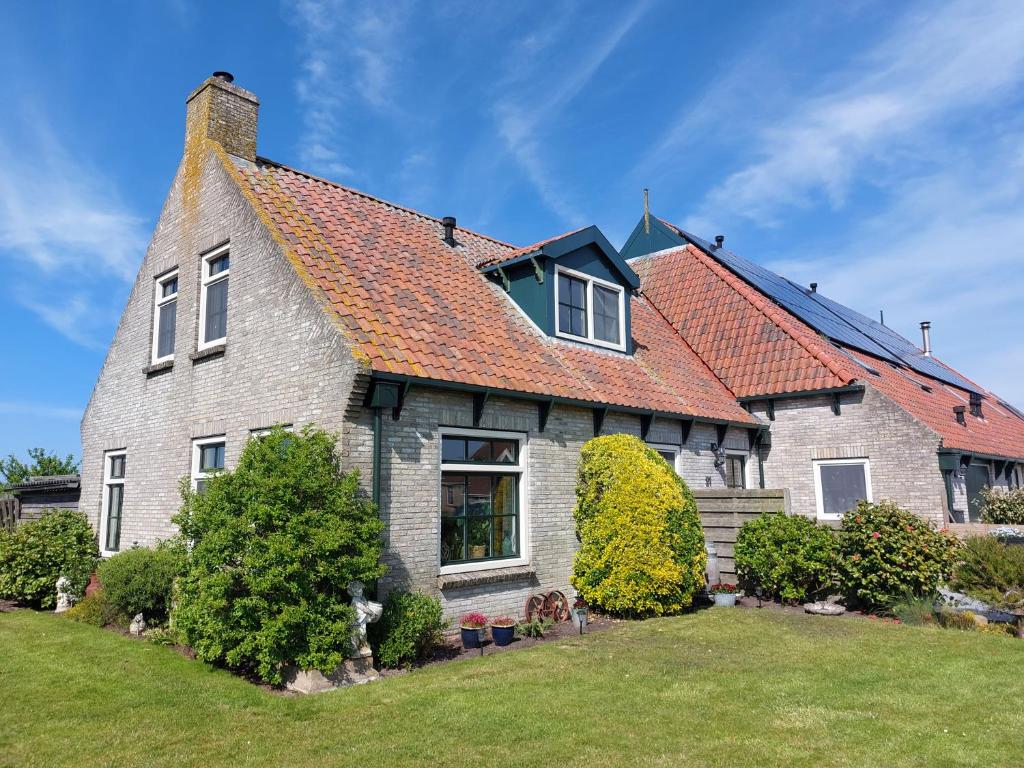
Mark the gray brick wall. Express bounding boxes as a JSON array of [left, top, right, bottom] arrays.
[[747, 386, 947, 524]]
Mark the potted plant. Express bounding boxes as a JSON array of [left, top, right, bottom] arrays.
[[710, 583, 740, 607], [459, 612, 488, 649], [572, 596, 589, 632], [490, 616, 516, 646]]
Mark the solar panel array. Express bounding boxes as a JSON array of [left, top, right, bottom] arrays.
[[677, 229, 982, 394]]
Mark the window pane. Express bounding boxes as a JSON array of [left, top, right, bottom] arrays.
[[558, 273, 587, 337], [492, 440, 516, 464], [196, 479, 208, 495], [593, 284, 621, 344], [157, 300, 176, 357], [441, 517, 465, 564], [820, 464, 867, 516], [209, 254, 229, 275], [570, 277, 586, 307], [200, 443, 225, 471], [493, 475, 516, 516], [467, 517, 491, 560], [109, 455, 125, 479], [466, 439, 491, 462], [105, 484, 123, 552], [161, 277, 178, 297], [441, 475, 466, 517], [204, 277, 228, 342], [657, 450, 676, 467], [493, 515, 518, 557], [467, 475, 491, 515], [441, 437, 465, 463], [726, 456, 746, 489]]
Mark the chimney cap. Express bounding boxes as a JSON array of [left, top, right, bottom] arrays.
[[714, 235, 725, 248], [441, 216, 457, 246], [809, 282, 818, 293], [212, 71, 235, 83]]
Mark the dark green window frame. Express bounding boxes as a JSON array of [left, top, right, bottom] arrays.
[[441, 435, 518, 465], [441, 472, 519, 566]]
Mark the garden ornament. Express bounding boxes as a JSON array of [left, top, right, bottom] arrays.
[[348, 580, 383, 658], [54, 577, 73, 614]]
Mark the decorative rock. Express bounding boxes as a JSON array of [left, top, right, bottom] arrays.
[[283, 657, 379, 694], [804, 601, 846, 616], [972, 613, 989, 628], [129, 613, 146, 637], [54, 577, 73, 614]]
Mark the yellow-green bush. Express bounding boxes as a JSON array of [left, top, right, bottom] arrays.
[[571, 434, 706, 616]]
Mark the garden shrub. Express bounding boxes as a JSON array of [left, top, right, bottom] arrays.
[[888, 592, 937, 626], [370, 590, 447, 669], [734, 513, 836, 602], [172, 426, 386, 684], [949, 535, 1024, 611], [66, 589, 121, 627], [571, 434, 706, 617], [0, 510, 97, 608], [97, 543, 182, 624], [979, 486, 1024, 525], [836, 500, 958, 610]]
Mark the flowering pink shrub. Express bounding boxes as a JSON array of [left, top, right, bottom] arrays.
[[459, 612, 488, 629]]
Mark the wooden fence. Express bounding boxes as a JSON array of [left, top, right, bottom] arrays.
[[692, 488, 790, 582], [0, 495, 19, 533]]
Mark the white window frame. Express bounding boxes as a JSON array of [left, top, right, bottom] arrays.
[[554, 265, 627, 352], [813, 458, 873, 521], [99, 450, 127, 557], [438, 426, 529, 575], [198, 243, 230, 350], [191, 436, 226, 491], [647, 442, 681, 475], [151, 269, 179, 364], [725, 450, 749, 490], [249, 424, 294, 439]]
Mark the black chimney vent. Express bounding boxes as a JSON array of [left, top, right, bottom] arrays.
[[714, 235, 725, 249], [212, 71, 235, 83], [953, 405, 967, 425], [441, 216, 457, 246], [809, 282, 818, 293], [970, 392, 983, 418]]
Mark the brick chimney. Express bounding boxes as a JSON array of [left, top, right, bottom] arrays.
[[185, 72, 259, 162]]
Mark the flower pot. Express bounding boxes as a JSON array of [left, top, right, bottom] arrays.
[[460, 626, 486, 649], [713, 592, 737, 607], [491, 625, 515, 646], [469, 545, 487, 559]]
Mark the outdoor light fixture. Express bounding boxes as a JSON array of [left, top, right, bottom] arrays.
[[710, 442, 726, 467], [755, 586, 763, 609], [572, 596, 588, 635]]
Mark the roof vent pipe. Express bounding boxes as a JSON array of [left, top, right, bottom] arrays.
[[809, 282, 817, 293], [920, 321, 932, 357], [953, 405, 966, 425], [714, 235, 725, 249], [441, 216, 456, 246]]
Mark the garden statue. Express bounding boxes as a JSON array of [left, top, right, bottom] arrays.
[[348, 580, 383, 658], [54, 577, 73, 614], [129, 613, 146, 637]]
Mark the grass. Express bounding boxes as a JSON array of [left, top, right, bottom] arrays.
[[1, 609, 1022, 767]]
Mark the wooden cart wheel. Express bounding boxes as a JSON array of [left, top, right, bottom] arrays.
[[524, 593, 546, 622], [547, 590, 571, 622]]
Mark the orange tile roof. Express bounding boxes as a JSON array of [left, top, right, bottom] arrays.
[[474, 227, 588, 270], [230, 158, 756, 425]]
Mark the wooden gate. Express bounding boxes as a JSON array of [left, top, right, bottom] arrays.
[[0, 495, 19, 532]]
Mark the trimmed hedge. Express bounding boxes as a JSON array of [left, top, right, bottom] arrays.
[[836, 500, 958, 609], [370, 590, 448, 669], [734, 513, 837, 602], [0, 510, 97, 608], [97, 543, 183, 624], [571, 434, 706, 616]]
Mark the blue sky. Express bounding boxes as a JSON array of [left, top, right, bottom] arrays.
[[1, 0, 1023, 464]]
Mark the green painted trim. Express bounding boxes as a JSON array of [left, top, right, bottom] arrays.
[[372, 406, 383, 507], [736, 384, 864, 402]]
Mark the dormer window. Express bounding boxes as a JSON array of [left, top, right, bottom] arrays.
[[555, 266, 625, 351]]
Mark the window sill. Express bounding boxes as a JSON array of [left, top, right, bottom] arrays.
[[190, 343, 226, 363], [437, 564, 536, 591], [143, 359, 174, 377]]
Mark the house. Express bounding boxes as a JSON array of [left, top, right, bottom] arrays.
[[622, 216, 1024, 525], [80, 73, 762, 619]]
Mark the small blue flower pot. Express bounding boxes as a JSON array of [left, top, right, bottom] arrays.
[[460, 627, 485, 649], [491, 625, 515, 646]]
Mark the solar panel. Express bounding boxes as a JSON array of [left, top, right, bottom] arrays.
[[677, 228, 983, 394]]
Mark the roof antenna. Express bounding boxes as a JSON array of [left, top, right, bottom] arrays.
[[643, 188, 650, 235], [879, 309, 885, 326]]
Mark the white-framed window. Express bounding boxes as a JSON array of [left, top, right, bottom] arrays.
[[725, 451, 748, 489], [99, 450, 127, 555], [813, 458, 872, 520], [191, 436, 226, 493], [198, 243, 230, 349], [439, 427, 528, 574], [151, 270, 178, 364], [249, 424, 294, 439], [647, 443, 681, 474], [555, 266, 626, 351]]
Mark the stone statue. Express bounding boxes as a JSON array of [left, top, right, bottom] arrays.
[[55, 577, 73, 614], [348, 580, 383, 658], [129, 613, 146, 637]]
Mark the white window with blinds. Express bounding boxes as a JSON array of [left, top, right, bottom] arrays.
[[199, 244, 230, 349], [813, 458, 872, 520], [151, 270, 178, 364], [99, 450, 126, 555]]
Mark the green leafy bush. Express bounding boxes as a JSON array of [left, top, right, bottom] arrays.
[[172, 426, 386, 684], [65, 589, 121, 627], [888, 592, 937, 626], [979, 486, 1024, 525], [516, 616, 554, 638], [950, 535, 1024, 611], [571, 434, 706, 617], [370, 590, 447, 669], [0, 510, 97, 608], [836, 500, 958, 610], [97, 543, 182, 624], [734, 513, 836, 602]]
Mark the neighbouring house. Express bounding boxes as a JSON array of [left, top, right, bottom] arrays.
[[622, 216, 1024, 525], [80, 73, 762, 619], [6, 475, 81, 525]]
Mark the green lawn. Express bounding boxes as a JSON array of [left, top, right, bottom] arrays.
[[1, 609, 1021, 768]]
